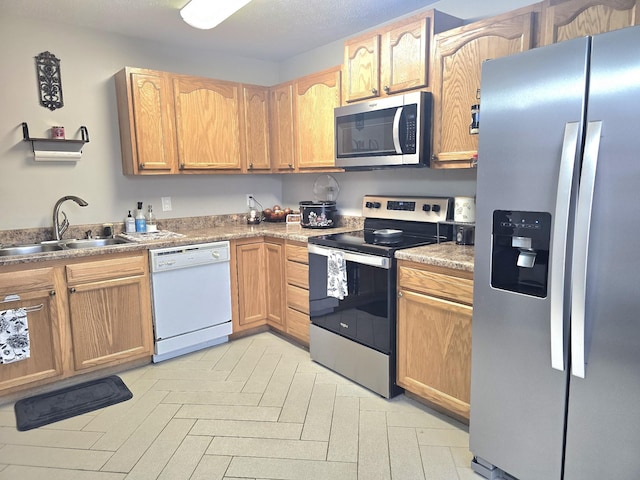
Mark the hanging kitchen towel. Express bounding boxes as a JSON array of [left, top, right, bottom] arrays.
[[0, 308, 30, 364], [327, 250, 348, 300]]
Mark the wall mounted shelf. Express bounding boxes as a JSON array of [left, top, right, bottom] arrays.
[[22, 122, 89, 161]]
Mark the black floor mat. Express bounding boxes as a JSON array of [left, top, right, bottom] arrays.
[[14, 375, 133, 431]]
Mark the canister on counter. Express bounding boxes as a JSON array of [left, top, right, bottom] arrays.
[[52, 126, 65, 139]]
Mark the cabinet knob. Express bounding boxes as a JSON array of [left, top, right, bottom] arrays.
[[180, 163, 185, 170], [372, 88, 378, 95], [69, 287, 76, 294], [249, 163, 253, 169], [398, 291, 403, 298], [50, 290, 56, 296], [383, 86, 390, 94], [139, 163, 145, 169], [288, 163, 293, 169]]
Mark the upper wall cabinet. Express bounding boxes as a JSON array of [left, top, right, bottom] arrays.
[[269, 82, 296, 172], [430, 5, 540, 169], [540, 0, 640, 45], [343, 11, 462, 103], [172, 76, 242, 172], [115, 67, 245, 175], [239, 84, 271, 172], [115, 68, 178, 175], [294, 65, 342, 169]]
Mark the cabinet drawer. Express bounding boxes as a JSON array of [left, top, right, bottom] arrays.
[[286, 261, 308, 289], [66, 254, 146, 285], [0, 267, 55, 295], [285, 243, 308, 264], [398, 265, 473, 305], [286, 284, 309, 314], [286, 307, 309, 344]]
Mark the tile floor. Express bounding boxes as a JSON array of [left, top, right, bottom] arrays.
[[0, 332, 484, 479]]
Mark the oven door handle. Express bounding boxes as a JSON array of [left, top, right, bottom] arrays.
[[308, 244, 391, 269]]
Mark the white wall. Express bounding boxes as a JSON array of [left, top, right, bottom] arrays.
[[0, 16, 283, 230]]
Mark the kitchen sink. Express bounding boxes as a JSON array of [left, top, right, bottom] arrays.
[[0, 237, 130, 257], [0, 243, 65, 256], [63, 238, 129, 249]]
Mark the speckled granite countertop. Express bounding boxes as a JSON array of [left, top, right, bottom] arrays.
[[0, 218, 474, 272], [0, 222, 359, 267], [395, 242, 475, 272]]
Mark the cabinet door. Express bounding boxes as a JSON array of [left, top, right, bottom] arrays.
[[66, 255, 152, 371], [115, 68, 177, 174], [173, 76, 242, 171], [343, 33, 381, 103], [431, 7, 537, 168], [264, 240, 285, 330], [380, 17, 429, 95], [0, 268, 64, 393], [234, 242, 267, 330], [240, 84, 271, 172], [397, 289, 472, 420], [294, 66, 342, 169], [269, 82, 296, 171], [541, 0, 640, 45]]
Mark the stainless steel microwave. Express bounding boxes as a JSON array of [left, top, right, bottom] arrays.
[[334, 91, 432, 169]]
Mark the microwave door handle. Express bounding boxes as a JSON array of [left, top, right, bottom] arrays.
[[392, 107, 403, 153]]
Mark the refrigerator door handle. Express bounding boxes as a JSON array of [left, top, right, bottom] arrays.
[[571, 120, 603, 378], [550, 122, 580, 372]]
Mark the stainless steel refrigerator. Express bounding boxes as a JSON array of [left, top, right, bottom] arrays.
[[470, 26, 640, 480]]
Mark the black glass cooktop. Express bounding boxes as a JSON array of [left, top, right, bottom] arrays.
[[308, 219, 452, 257]]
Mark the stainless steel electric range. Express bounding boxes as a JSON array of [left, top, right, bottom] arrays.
[[307, 195, 454, 398]]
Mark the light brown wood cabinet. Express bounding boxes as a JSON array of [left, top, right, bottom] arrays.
[[269, 82, 297, 172], [265, 238, 286, 331], [173, 76, 242, 172], [240, 84, 271, 172], [540, 0, 640, 45], [284, 241, 310, 345], [115, 67, 178, 175], [343, 11, 462, 103], [430, 5, 539, 169], [294, 65, 342, 170], [0, 267, 64, 393], [231, 238, 268, 332], [65, 254, 154, 371], [0, 252, 154, 396], [396, 261, 473, 421]]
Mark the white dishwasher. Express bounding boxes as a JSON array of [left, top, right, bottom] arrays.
[[149, 241, 232, 362]]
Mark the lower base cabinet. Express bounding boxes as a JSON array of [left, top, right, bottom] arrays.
[[0, 252, 154, 396], [396, 260, 473, 421], [284, 241, 310, 345]]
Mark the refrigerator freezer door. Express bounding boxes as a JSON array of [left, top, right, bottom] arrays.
[[470, 38, 590, 480], [563, 25, 640, 479]]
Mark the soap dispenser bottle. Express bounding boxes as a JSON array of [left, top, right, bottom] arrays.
[[146, 204, 157, 232], [125, 210, 136, 233], [135, 202, 146, 232]]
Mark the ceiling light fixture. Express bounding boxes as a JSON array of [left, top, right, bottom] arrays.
[[180, 0, 252, 30]]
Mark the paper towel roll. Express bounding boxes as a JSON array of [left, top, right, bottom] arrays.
[[34, 151, 82, 162], [454, 196, 476, 223]]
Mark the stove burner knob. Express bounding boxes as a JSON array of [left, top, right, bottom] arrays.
[[365, 202, 374, 208], [422, 204, 431, 212], [373, 202, 381, 208], [432, 204, 441, 213]]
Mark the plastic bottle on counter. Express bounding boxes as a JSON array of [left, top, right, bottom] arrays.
[[125, 210, 136, 233], [135, 202, 146, 233], [146, 204, 157, 232]]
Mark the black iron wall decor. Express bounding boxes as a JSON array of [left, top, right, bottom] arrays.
[[35, 51, 64, 111]]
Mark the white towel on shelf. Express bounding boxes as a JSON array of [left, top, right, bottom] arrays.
[[327, 250, 348, 300], [0, 308, 30, 364]]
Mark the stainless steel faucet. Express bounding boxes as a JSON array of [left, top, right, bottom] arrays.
[[53, 195, 89, 240]]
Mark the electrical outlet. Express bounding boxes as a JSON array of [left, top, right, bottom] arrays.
[[161, 196, 172, 212], [246, 194, 254, 207]]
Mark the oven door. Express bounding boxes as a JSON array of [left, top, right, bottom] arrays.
[[307, 244, 394, 354]]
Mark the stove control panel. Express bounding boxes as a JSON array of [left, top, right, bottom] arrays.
[[362, 195, 452, 223]]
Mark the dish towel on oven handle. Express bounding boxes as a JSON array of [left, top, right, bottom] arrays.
[[327, 250, 348, 300], [0, 308, 30, 364]]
